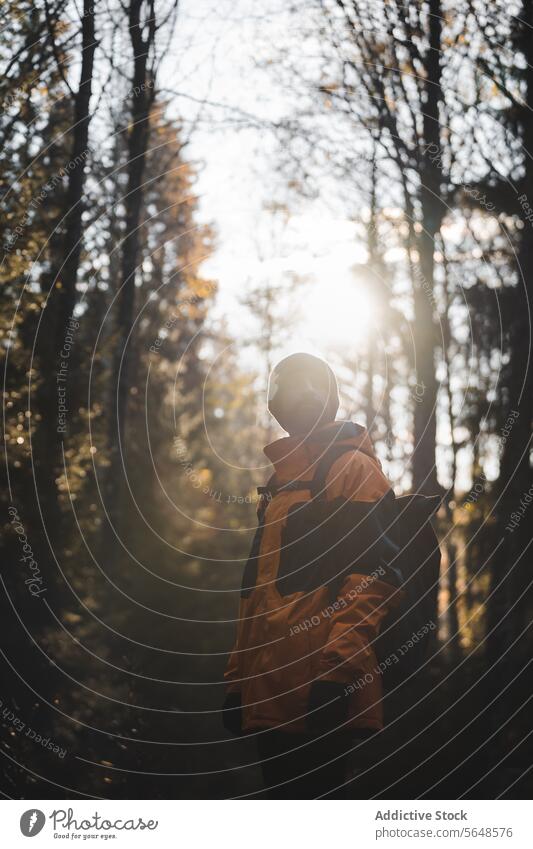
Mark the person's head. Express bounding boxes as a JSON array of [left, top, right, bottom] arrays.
[[267, 353, 339, 436]]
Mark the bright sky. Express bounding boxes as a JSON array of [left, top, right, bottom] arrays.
[[166, 0, 377, 360]]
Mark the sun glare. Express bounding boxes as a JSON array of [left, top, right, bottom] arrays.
[[294, 274, 377, 353]]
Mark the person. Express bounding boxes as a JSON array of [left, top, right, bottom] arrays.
[[222, 352, 403, 798]]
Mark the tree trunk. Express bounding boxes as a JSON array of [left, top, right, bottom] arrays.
[[31, 0, 96, 603], [103, 0, 156, 547], [486, 0, 533, 732], [411, 0, 443, 495], [55, 0, 96, 343]]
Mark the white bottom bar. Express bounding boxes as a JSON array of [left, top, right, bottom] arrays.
[[2, 799, 531, 847]]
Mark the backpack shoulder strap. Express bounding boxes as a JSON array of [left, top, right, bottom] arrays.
[[257, 442, 362, 508], [257, 477, 313, 500], [256, 475, 312, 519]]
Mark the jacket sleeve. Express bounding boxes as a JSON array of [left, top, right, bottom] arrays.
[[224, 491, 268, 694], [316, 573, 400, 683], [224, 605, 243, 694], [316, 450, 402, 684], [224, 642, 241, 694]]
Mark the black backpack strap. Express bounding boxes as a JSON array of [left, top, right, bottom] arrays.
[[256, 472, 276, 521], [243, 472, 317, 598], [309, 444, 359, 500], [241, 474, 276, 598], [257, 478, 312, 507], [257, 443, 360, 507]]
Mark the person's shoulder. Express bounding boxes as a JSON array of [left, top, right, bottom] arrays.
[[327, 448, 392, 502]]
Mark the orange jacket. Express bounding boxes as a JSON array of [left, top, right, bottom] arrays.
[[224, 420, 402, 734]]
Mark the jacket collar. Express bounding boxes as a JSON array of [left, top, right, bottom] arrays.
[[263, 420, 378, 480]]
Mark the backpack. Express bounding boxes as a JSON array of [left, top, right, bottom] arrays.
[[256, 442, 441, 691]]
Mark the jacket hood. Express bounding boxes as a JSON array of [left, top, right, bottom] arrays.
[[263, 420, 380, 480]]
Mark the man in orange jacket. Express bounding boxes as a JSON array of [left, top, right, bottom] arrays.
[[222, 352, 402, 798]]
